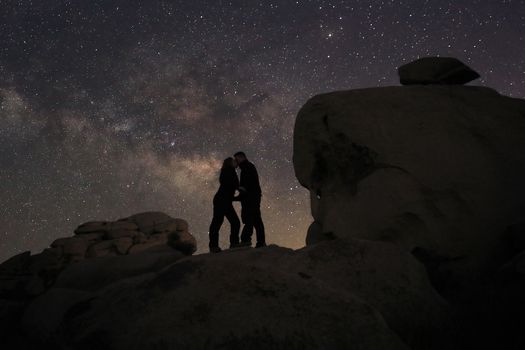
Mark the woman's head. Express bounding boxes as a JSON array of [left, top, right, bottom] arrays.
[[222, 157, 237, 169]]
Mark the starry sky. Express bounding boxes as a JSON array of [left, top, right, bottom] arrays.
[[1, 0, 524, 262]]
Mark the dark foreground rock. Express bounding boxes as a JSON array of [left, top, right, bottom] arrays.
[[4, 237, 522, 349], [8, 239, 448, 349]]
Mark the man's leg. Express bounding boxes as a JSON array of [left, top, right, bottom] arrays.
[[224, 203, 240, 246], [254, 216, 265, 247], [253, 197, 266, 247], [241, 223, 254, 244], [240, 202, 254, 244]]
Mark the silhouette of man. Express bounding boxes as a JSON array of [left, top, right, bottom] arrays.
[[234, 151, 266, 248]]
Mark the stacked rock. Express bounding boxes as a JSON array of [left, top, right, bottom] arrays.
[[397, 56, 480, 85], [53, 211, 196, 260], [0, 212, 196, 298]]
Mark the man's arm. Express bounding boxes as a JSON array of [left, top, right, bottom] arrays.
[[233, 187, 247, 201], [248, 164, 261, 195], [245, 164, 258, 190]]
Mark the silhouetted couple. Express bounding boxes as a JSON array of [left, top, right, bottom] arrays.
[[208, 152, 266, 253]]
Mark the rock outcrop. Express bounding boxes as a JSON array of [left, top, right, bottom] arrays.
[[15, 240, 446, 349], [293, 83, 525, 291], [0, 212, 195, 299], [290, 58, 525, 347]]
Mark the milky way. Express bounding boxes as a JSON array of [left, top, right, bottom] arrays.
[[1, 0, 524, 261]]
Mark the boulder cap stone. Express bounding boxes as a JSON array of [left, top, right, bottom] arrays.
[[398, 56, 480, 85]]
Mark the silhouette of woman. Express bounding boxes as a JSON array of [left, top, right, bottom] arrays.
[[208, 157, 241, 253]]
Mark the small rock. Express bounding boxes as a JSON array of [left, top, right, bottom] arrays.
[[28, 249, 63, 273], [128, 241, 166, 254], [86, 241, 116, 258], [120, 212, 176, 234], [167, 231, 197, 255], [113, 238, 134, 255], [173, 218, 189, 232], [51, 237, 89, 259], [149, 233, 169, 243], [0, 251, 31, 272], [149, 219, 190, 238], [105, 229, 138, 240], [151, 220, 178, 234], [78, 232, 105, 243], [75, 221, 138, 235], [109, 221, 139, 232], [40, 247, 62, 259], [133, 232, 148, 244], [398, 57, 480, 85], [74, 221, 110, 234]]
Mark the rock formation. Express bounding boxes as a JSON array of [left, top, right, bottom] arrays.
[[0, 212, 196, 298], [293, 71, 525, 291], [13, 240, 446, 349], [1, 57, 525, 349]]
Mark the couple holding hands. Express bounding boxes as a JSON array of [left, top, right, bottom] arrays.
[[208, 152, 266, 253]]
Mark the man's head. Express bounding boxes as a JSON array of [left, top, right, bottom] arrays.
[[234, 151, 247, 165]]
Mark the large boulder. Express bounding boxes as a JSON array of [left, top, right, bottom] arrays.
[[51, 245, 409, 350], [398, 57, 480, 85], [282, 239, 449, 346], [16, 239, 448, 349], [293, 84, 525, 287]]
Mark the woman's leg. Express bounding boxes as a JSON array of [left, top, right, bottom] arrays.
[[209, 201, 225, 248], [224, 203, 241, 246]]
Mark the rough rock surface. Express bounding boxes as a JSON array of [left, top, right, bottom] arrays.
[[0, 212, 195, 300], [293, 84, 525, 290], [398, 57, 480, 85], [13, 240, 449, 349], [53, 245, 184, 291], [2, 60, 525, 349]]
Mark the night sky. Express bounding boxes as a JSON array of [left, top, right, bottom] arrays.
[[1, 0, 524, 262]]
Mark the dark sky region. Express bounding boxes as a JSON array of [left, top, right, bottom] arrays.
[[0, 0, 524, 261]]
